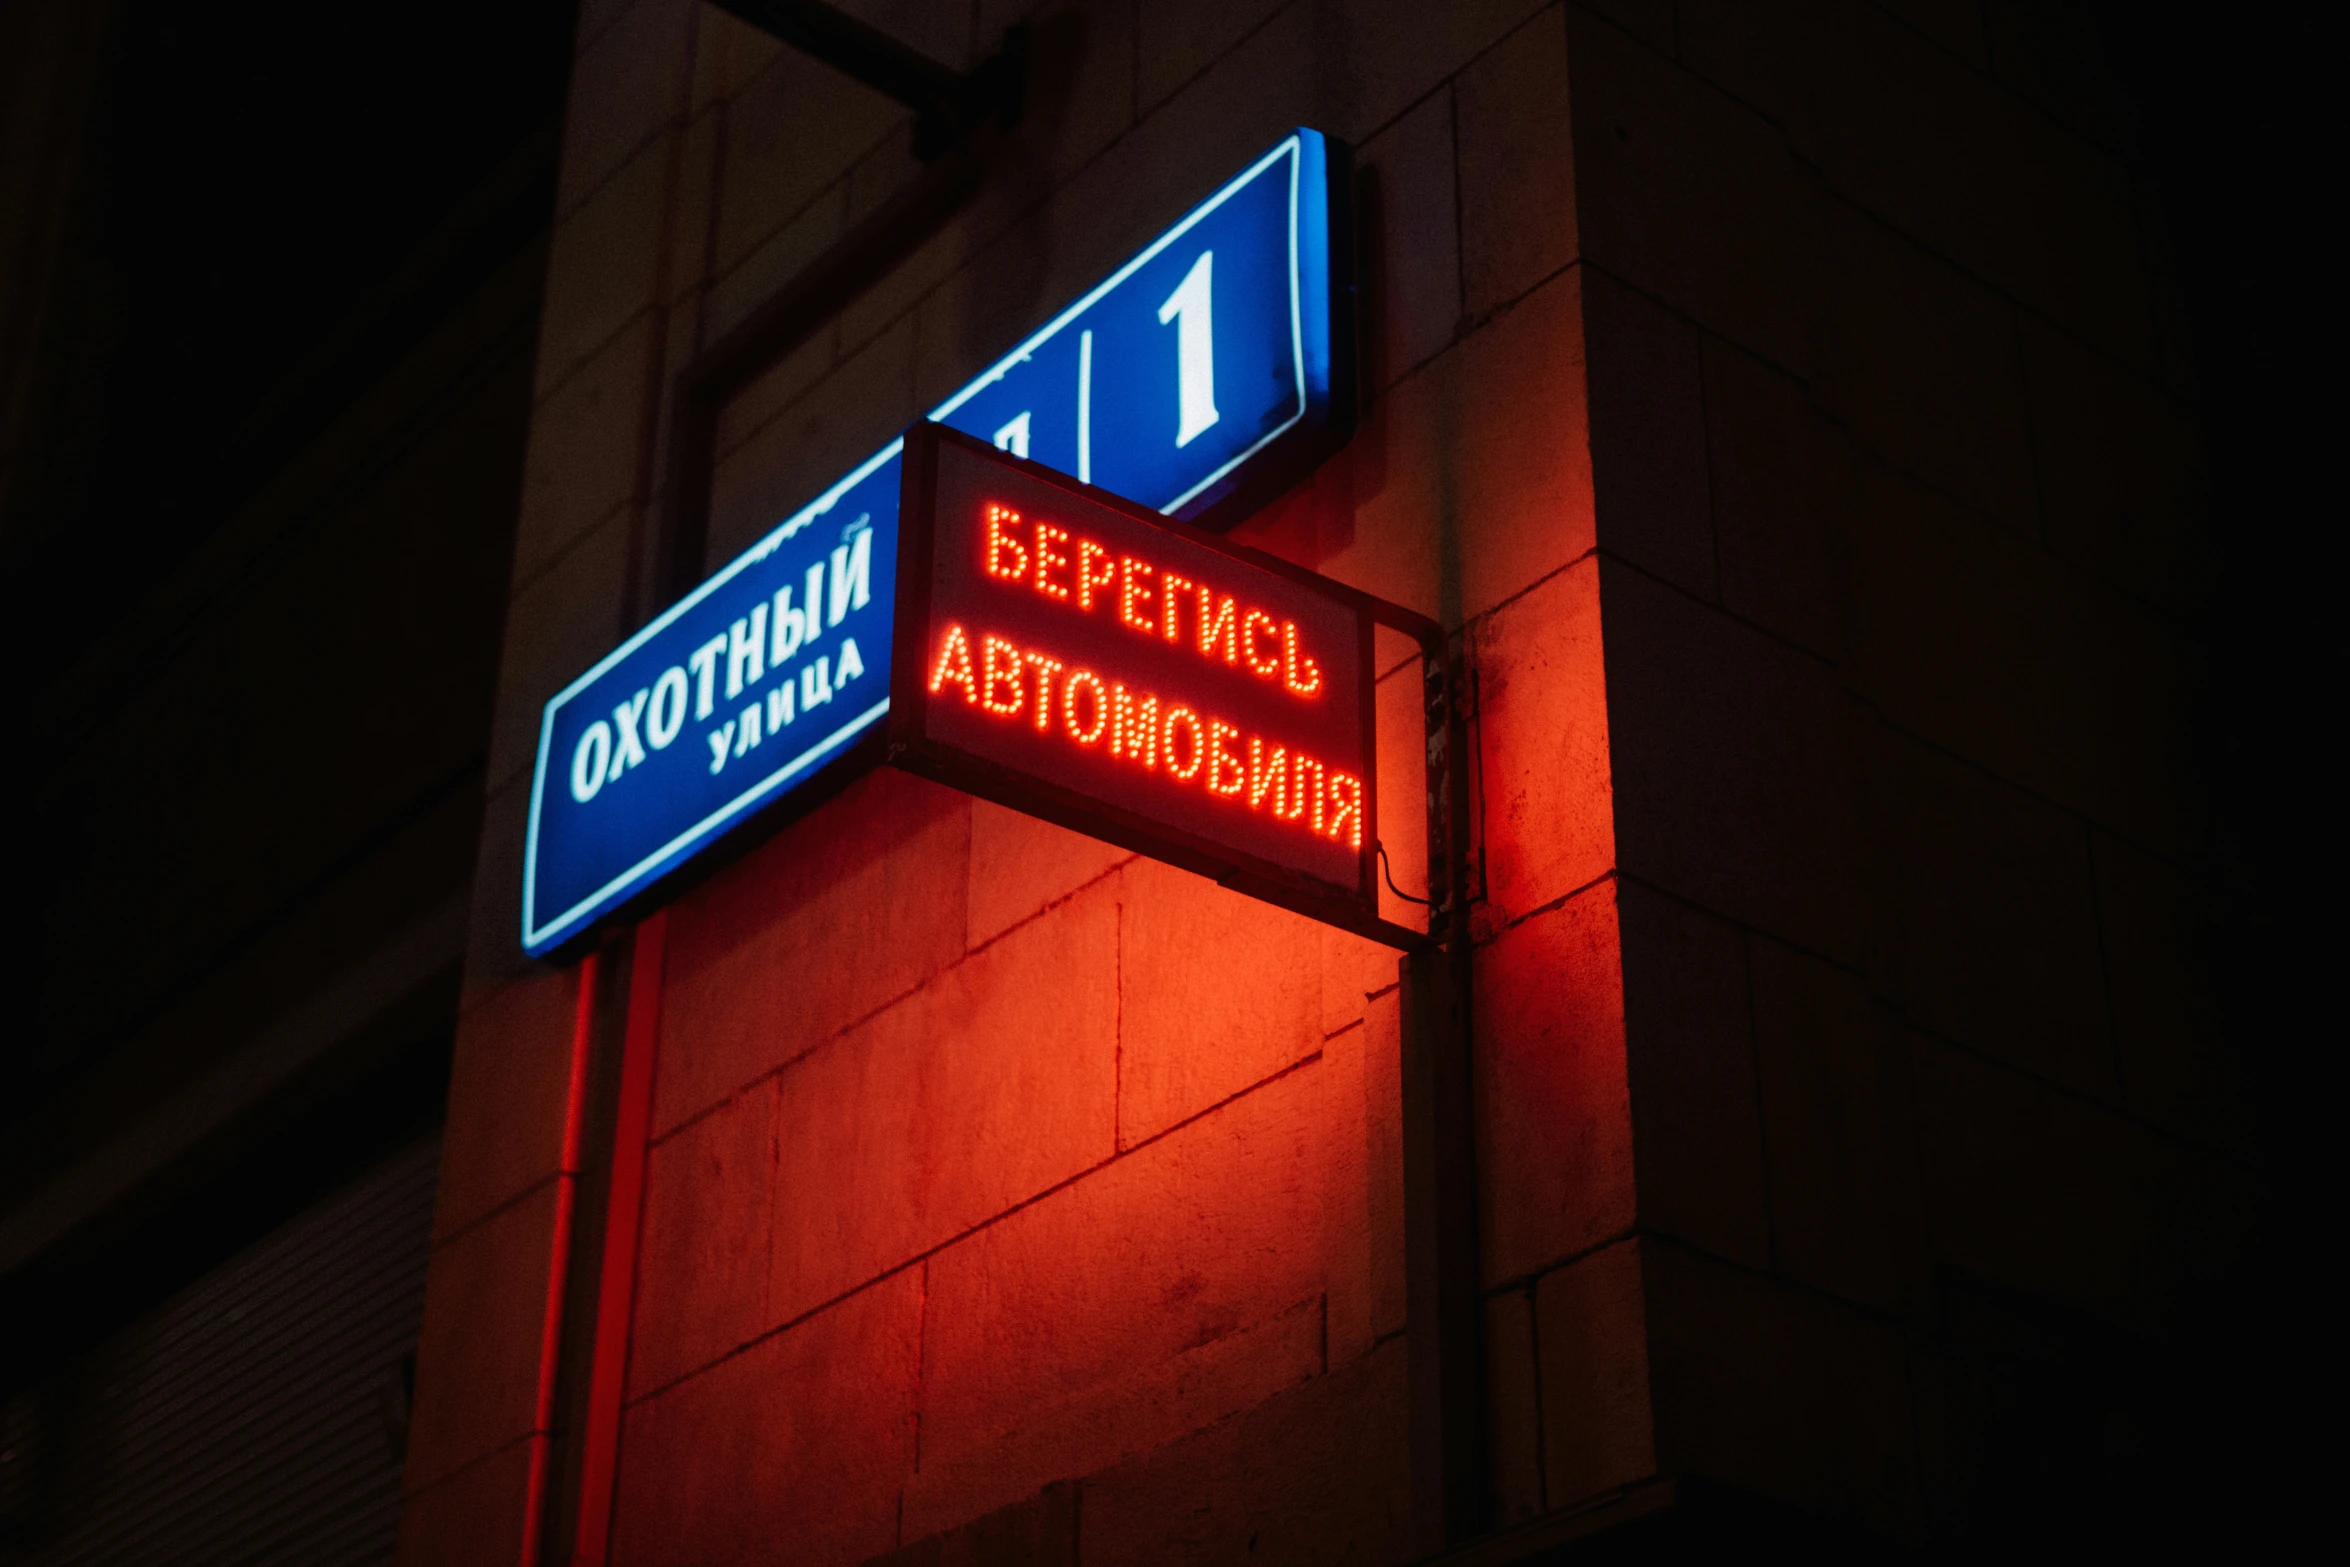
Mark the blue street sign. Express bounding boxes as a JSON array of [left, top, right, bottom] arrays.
[[523, 129, 1352, 955]]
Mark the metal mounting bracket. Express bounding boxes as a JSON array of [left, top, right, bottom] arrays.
[[709, 1, 1027, 161]]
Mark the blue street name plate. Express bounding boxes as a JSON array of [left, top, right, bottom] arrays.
[[523, 130, 1352, 955]]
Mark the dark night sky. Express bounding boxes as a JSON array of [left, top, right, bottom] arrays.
[[12, 0, 575, 651]]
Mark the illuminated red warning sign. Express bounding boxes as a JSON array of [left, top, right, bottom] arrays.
[[891, 423, 1431, 943]]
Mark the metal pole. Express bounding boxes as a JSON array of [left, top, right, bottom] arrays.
[[1402, 647, 1483, 1553], [570, 914, 667, 1567]]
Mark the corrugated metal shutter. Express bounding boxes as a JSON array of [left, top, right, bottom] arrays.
[[23, 1135, 440, 1567]]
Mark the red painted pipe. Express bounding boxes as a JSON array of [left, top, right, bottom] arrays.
[[572, 911, 667, 1566], [520, 948, 600, 1567]]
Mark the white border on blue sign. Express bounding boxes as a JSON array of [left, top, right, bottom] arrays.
[[524, 135, 1312, 954], [521, 441, 901, 952], [927, 134, 1308, 514]]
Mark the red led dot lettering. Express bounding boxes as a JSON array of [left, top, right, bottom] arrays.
[[1206, 721, 1245, 796], [1077, 540, 1115, 612], [1243, 610, 1282, 677], [930, 623, 978, 702], [1294, 755, 1326, 833], [1247, 738, 1290, 813], [934, 616, 1357, 861], [1064, 670, 1107, 745], [1161, 707, 1205, 781], [1023, 652, 1065, 730], [1119, 558, 1156, 634], [1326, 771, 1364, 849], [970, 508, 1331, 706], [1161, 571, 1194, 643], [981, 635, 1026, 716], [1110, 685, 1159, 769], [984, 505, 1029, 581], [1196, 589, 1239, 665], [1282, 621, 1323, 698], [1033, 522, 1072, 600]]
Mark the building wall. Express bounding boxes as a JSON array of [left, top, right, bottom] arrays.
[[403, 1, 2242, 1559], [1559, 1, 2247, 1540], [1, 14, 565, 1549], [10, 1136, 441, 1565]]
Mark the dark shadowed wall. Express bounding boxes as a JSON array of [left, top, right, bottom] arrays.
[[400, 1, 2284, 1561]]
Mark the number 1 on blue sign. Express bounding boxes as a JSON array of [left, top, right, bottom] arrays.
[[521, 132, 1354, 959], [1077, 328, 1093, 484], [1159, 250, 1219, 449]]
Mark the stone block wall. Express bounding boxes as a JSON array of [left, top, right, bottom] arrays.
[[401, 1, 2238, 1558], [1561, 0, 2245, 1542]]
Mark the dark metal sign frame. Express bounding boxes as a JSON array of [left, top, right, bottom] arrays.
[[889, 421, 1440, 950]]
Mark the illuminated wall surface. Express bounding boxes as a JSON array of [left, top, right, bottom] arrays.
[[408, 5, 2249, 1563], [522, 131, 1346, 956]]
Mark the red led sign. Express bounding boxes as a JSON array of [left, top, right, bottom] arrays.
[[891, 423, 1434, 944]]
